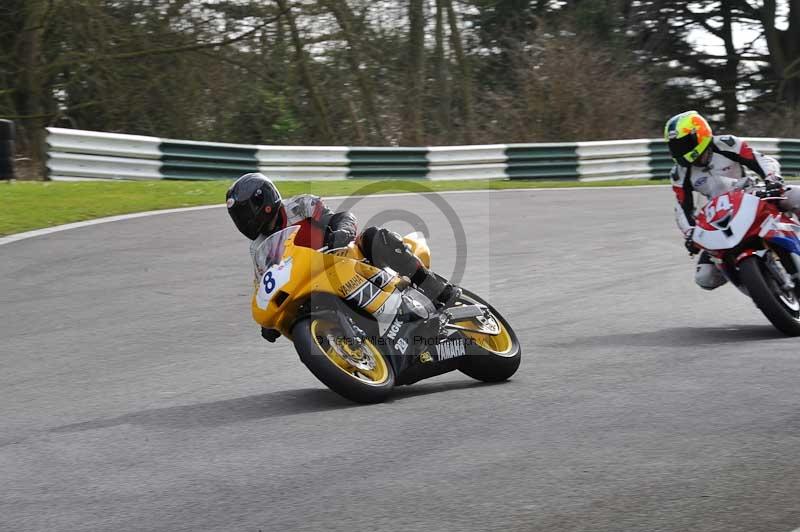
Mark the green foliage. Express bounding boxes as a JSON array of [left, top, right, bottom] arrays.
[[2, 0, 798, 159], [570, 0, 623, 43], [222, 88, 302, 144]]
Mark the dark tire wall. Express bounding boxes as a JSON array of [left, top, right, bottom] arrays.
[[456, 288, 522, 382], [739, 256, 800, 336], [292, 318, 396, 403]]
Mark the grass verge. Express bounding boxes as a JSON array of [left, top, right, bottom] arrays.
[[0, 178, 667, 237]]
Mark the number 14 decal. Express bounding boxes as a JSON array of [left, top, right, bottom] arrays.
[[705, 194, 731, 220]]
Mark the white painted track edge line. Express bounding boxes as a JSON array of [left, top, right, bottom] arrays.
[[0, 184, 670, 247], [0, 205, 221, 246]]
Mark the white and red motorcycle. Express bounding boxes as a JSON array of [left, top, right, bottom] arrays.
[[693, 184, 800, 335]]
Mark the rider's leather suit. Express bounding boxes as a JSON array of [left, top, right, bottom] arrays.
[[249, 194, 444, 295], [671, 135, 800, 289]]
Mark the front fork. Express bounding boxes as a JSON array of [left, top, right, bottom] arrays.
[[765, 251, 796, 291], [723, 247, 800, 294]]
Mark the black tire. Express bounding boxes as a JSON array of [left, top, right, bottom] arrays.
[[293, 317, 395, 403], [455, 288, 522, 382], [739, 255, 800, 336]]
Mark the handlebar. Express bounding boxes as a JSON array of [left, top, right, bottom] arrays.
[[754, 188, 785, 199]]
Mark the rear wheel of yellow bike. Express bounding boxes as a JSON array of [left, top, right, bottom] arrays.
[[293, 317, 395, 403], [454, 289, 521, 382]]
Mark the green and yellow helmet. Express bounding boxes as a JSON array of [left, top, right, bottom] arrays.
[[664, 111, 713, 167]]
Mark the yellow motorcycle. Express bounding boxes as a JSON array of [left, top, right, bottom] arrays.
[[250, 226, 521, 403]]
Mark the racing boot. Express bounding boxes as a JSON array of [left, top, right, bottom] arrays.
[[357, 227, 462, 308], [411, 267, 462, 308]]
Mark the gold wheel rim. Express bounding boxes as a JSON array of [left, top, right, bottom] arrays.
[[460, 320, 514, 355], [310, 319, 390, 384], [454, 298, 514, 356]]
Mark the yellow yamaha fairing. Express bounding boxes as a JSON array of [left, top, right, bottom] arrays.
[[246, 225, 519, 403], [250, 227, 430, 339]]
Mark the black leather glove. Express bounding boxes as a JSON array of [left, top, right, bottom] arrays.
[[684, 229, 700, 256], [765, 180, 784, 197], [326, 229, 353, 249], [261, 327, 280, 343]]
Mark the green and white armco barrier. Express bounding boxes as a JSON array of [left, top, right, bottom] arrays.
[[45, 128, 800, 182]]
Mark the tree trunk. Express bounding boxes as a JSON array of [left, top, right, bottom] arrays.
[[720, 1, 740, 128], [434, 0, 452, 136], [403, 0, 425, 145], [445, 0, 475, 143], [759, 0, 800, 106], [782, 0, 800, 105], [344, 93, 367, 144], [275, 0, 334, 142], [14, 0, 50, 172], [322, 0, 385, 143]]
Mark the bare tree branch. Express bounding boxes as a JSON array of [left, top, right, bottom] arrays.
[[42, 8, 286, 73]]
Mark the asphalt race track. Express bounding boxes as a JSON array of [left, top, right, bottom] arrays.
[[3, 187, 800, 532]]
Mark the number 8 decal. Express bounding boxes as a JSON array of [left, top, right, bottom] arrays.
[[263, 271, 276, 294]]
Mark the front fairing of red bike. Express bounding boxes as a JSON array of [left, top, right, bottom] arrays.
[[693, 189, 800, 287], [694, 190, 798, 256]]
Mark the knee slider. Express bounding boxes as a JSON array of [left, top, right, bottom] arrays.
[[695, 263, 726, 290]]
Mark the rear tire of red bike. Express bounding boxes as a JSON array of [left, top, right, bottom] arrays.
[[739, 256, 800, 336]]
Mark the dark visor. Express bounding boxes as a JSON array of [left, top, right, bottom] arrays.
[[229, 201, 262, 240], [668, 133, 698, 161]]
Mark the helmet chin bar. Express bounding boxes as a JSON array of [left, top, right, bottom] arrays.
[[692, 147, 712, 167], [671, 143, 710, 168]]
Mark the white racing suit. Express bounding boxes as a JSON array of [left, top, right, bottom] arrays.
[[671, 135, 800, 290]]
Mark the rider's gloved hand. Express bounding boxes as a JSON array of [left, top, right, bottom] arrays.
[[766, 171, 784, 184], [261, 327, 280, 343], [684, 228, 700, 256], [765, 179, 784, 197], [326, 229, 353, 249]]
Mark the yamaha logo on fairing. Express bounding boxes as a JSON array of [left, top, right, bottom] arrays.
[[339, 276, 364, 296], [345, 270, 393, 309], [346, 278, 382, 308], [435, 339, 466, 360]]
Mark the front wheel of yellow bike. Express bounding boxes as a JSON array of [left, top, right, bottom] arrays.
[[454, 289, 521, 383], [293, 317, 395, 403]]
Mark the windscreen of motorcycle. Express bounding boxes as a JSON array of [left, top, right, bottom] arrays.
[[253, 226, 300, 277]]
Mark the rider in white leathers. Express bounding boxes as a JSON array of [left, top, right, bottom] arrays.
[[666, 111, 800, 290]]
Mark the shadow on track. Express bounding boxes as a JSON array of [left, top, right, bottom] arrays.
[[388, 379, 496, 401], [50, 379, 491, 434], [50, 388, 353, 433], [546, 324, 787, 349]]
